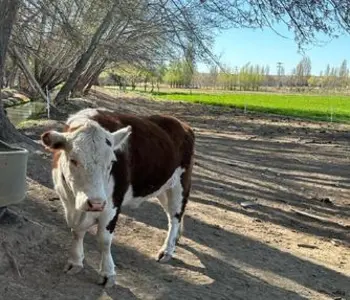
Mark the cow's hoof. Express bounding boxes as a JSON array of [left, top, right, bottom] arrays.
[[157, 250, 172, 263], [98, 274, 116, 288], [63, 262, 83, 275]]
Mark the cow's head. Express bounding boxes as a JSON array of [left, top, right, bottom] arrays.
[[41, 121, 131, 212]]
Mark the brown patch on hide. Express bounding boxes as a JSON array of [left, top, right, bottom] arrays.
[[91, 110, 195, 199]]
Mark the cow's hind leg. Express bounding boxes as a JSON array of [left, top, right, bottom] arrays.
[[157, 173, 190, 263], [64, 230, 86, 274]]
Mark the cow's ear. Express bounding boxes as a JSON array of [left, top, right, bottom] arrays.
[[41, 131, 68, 150], [112, 126, 132, 150]]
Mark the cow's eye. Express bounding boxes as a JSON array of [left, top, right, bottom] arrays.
[[70, 159, 78, 166]]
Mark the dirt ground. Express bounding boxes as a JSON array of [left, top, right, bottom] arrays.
[[0, 88, 349, 300]]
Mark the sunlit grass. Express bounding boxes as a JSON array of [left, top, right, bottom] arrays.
[[153, 91, 350, 123], [99, 86, 350, 123]]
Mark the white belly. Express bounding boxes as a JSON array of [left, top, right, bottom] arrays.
[[122, 167, 184, 208]]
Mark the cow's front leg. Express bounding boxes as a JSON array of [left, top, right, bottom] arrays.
[[64, 229, 86, 274], [97, 208, 117, 287]]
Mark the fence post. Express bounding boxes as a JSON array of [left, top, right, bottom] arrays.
[[330, 106, 333, 123], [46, 86, 50, 119]]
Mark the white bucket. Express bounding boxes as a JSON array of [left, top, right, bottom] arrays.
[[0, 140, 28, 206]]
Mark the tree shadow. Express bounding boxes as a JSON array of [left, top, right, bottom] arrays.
[[193, 132, 350, 220], [190, 194, 349, 241], [2, 196, 312, 300], [108, 240, 310, 300], [125, 200, 350, 299]]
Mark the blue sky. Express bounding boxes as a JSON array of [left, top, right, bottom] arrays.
[[198, 24, 350, 76]]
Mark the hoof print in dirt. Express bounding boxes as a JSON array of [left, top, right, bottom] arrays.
[[98, 274, 116, 288], [63, 263, 83, 275]]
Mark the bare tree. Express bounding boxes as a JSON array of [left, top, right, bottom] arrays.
[[0, 0, 21, 141], [295, 56, 312, 87], [200, 0, 350, 48], [339, 59, 348, 88], [276, 62, 283, 87], [54, 1, 120, 105]]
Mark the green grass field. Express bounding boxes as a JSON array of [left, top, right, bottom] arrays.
[[152, 91, 350, 123]]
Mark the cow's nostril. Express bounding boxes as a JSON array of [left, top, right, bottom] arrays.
[[86, 199, 106, 211]]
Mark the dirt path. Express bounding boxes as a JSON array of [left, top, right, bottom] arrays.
[[1, 88, 349, 300]]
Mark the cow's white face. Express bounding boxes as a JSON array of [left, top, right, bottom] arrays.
[[42, 122, 131, 211]]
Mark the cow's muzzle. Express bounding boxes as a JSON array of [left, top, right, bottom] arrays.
[[86, 199, 106, 212]]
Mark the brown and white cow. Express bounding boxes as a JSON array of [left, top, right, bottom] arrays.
[[41, 108, 195, 287]]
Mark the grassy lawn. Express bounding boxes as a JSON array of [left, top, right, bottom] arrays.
[[99, 86, 350, 123], [152, 91, 350, 123]]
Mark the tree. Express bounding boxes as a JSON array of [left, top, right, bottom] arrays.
[[295, 56, 312, 87], [330, 66, 339, 89], [276, 62, 284, 87], [323, 64, 331, 88], [199, 0, 350, 48], [0, 0, 21, 141], [208, 65, 218, 89], [3, 0, 350, 111], [163, 50, 196, 89], [182, 44, 196, 88], [164, 60, 184, 88], [308, 76, 320, 89], [339, 59, 348, 88], [54, 1, 119, 105], [289, 68, 297, 87], [217, 65, 234, 90], [13, 1, 82, 90]]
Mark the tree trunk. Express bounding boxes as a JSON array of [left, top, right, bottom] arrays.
[[72, 58, 107, 97], [144, 77, 148, 92], [11, 47, 48, 101], [83, 63, 107, 96], [7, 61, 18, 88], [0, 0, 21, 142], [53, 2, 118, 106]]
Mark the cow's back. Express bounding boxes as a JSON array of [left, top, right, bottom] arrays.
[[147, 114, 195, 170]]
